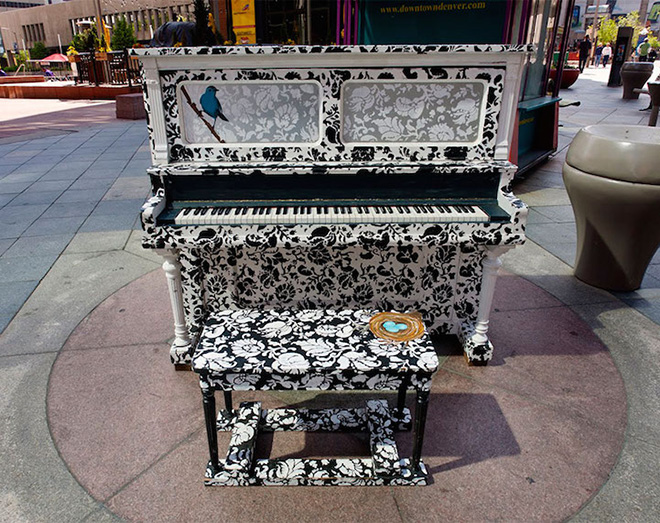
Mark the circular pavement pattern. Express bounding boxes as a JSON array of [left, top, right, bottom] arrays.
[[48, 270, 626, 522]]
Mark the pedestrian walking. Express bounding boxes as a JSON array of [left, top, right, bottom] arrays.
[[579, 35, 592, 72], [637, 38, 651, 62], [602, 43, 612, 67], [594, 44, 603, 67]]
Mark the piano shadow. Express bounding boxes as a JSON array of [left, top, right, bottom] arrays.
[[254, 391, 519, 476]]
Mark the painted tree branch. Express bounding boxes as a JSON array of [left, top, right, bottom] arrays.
[[180, 85, 225, 143]]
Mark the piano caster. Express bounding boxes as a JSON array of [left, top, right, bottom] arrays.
[[464, 352, 489, 367], [460, 330, 494, 366]]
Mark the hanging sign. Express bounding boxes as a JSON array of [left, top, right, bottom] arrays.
[[359, 0, 508, 44], [232, 0, 257, 45]]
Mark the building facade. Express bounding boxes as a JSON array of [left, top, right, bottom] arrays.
[[0, 0, 207, 52]]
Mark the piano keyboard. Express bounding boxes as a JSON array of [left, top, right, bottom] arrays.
[[174, 204, 490, 225]]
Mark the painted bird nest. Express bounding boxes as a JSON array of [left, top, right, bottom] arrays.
[[369, 311, 425, 343]]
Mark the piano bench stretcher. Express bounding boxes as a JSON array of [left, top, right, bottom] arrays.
[[193, 308, 439, 486]]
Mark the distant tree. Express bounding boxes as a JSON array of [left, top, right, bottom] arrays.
[[70, 32, 87, 53], [70, 27, 99, 53], [193, 0, 216, 46], [30, 41, 48, 60], [593, 10, 646, 46], [111, 17, 137, 50], [648, 34, 659, 49], [595, 18, 618, 45]]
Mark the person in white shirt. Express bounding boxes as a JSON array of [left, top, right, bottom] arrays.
[[601, 43, 612, 67]]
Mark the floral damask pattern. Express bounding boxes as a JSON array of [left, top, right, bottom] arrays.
[[140, 165, 527, 367], [135, 46, 529, 366], [193, 309, 438, 392], [342, 81, 484, 144], [180, 81, 321, 144], [158, 65, 505, 164], [131, 44, 534, 59], [205, 458, 429, 486]]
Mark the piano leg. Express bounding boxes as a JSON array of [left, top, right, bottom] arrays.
[[156, 248, 193, 368], [460, 245, 512, 366]]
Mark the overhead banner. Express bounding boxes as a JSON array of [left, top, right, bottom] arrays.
[[232, 0, 257, 45], [358, 0, 509, 44]]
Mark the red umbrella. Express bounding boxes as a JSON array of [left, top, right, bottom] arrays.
[[40, 53, 69, 62]]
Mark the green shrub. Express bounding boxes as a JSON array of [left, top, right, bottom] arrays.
[[30, 41, 48, 60], [70, 27, 99, 53], [111, 17, 136, 50]]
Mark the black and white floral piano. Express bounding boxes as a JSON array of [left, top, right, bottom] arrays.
[[134, 44, 530, 368]]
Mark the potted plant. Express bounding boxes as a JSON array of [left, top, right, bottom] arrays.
[[66, 46, 80, 62], [549, 50, 580, 89], [548, 66, 580, 89]]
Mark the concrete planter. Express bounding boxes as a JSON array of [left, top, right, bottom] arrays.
[[563, 125, 660, 291], [620, 62, 654, 99]]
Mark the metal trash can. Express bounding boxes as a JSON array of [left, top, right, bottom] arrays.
[[562, 125, 660, 291]]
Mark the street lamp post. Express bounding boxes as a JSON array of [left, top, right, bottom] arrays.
[[589, 0, 603, 65]]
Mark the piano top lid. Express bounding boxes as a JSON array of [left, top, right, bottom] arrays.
[[131, 43, 534, 59]]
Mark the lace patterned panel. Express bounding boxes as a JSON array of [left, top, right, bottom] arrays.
[[341, 80, 486, 144], [178, 81, 322, 145]]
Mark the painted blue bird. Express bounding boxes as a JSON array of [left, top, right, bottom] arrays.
[[199, 86, 229, 127]]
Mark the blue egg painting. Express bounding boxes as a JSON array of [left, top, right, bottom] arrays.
[[382, 321, 409, 333]]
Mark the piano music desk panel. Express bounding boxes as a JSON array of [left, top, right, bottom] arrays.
[[159, 66, 503, 163], [135, 45, 531, 366]]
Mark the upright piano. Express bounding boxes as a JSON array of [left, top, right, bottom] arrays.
[[133, 44, 531, 367]]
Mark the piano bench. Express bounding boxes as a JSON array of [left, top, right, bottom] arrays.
[[192, 308, 439, 486]]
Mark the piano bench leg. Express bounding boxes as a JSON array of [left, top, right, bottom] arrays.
[[201, 383, 220, 476]]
